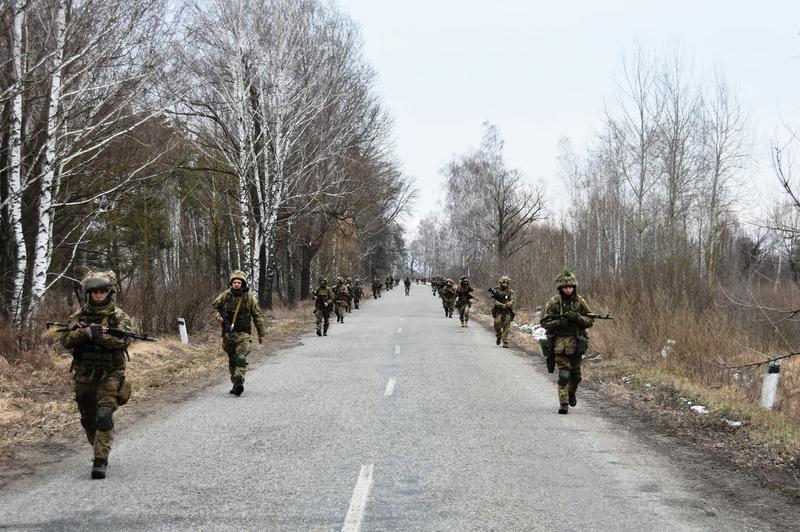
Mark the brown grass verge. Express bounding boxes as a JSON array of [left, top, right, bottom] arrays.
[[0, 301, 315, 486]]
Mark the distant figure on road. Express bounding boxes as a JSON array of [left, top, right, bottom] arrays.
[[334, 276, 350, 323], [353, 279, 363, 309], [455, 276, 475, 327], [490, 275, 515, 348], [372, 277, 382, 299], [539, 268, 593, 415], [212, 270, 266, 397], [312, 277, 334, 336], [345, 277, 354, 312], [404, 276, 411, 295], [439, 278, 456, 318], [60, 270, 133, 479]]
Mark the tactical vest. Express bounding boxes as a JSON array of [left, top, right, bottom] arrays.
[[492, 288, 514, 312], [73, 310, 126, 374], [549, 296, 585, 337], [224, 292, 252, 333]]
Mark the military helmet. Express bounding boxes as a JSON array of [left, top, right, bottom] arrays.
[[498, 275, 511, 284], [460, 276, 469, 284], [82, 270, 118, 294], [446, 278, 453, 285], [320, 276, 328, 284], [229, 270, 248, 287], [555, 268, 577, 289], [336, 276, 343, 283], [346, 276, 352, 283]]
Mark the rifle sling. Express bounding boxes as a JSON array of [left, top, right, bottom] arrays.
[[230, 294, 245, 335]]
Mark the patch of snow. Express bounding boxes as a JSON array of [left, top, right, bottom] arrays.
[[622, 375, 634, 385], [515, 322, 548, 340], [722, 418, 743, 428], [588, 354, 604, 362], [690, 405, 709, 414], [661, 338, 676, 359]]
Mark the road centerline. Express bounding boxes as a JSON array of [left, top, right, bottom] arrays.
[[341, 464, 375, 532], [384, 378, 396, 396]]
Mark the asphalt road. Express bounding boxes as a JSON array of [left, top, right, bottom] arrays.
[[0, 284, 771, 531]]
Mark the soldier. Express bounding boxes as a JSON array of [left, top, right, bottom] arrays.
[[540, 268, 593, 414], [353, 278, 363, 309], [212, 270, 266, 397], [334, 276, 350, 323], [404, 276, 412, 295], [385, 276, 392, 291], [312, 277, 333, 336], [431, 276, 440, 297], [490, 275, 515, 348], [455, 276, 475, 327], [345, 277, 354, 312], [372, 277, 382, 299], [59, 270, 133, 479], [439, 278, 456, 318]]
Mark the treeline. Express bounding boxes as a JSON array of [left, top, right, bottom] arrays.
[[0, 0, 413, 345], [408, 46, 800, 414]]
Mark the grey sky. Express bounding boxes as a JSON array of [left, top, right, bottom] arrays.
[[337, 1, 800, 235]]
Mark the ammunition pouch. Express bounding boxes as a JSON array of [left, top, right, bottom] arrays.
[[73, 345, 125, 374], [576, 336, 589, 357], [117, 377, 132, 406], [96, 406, 114, 431], [539, 337, 556, 373]]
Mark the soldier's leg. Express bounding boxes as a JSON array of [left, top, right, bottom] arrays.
[[75, 381, 98, 446], [464, 303, 471, 325], [493, 314, 503, 344], [323, 309, 331, 335], [568, 356, 583, 406], [501, 314, 511, 346], [315, 309, 323, 336], [224, 338, 237, 384], [93, 372, 122, 467], [555, 354, 572, 412], [230, 333, 251, 396]]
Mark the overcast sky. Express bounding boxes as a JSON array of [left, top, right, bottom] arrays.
[[337, 1, 800, 236]]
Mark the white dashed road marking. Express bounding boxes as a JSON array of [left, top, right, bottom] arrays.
[[341, 464, 375, 532], [384, 378, 396, 396]]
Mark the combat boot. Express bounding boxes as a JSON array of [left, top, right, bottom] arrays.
[[496, 335, 501, 345], [91, 458, 108, 479], [502, 341, 509, 348], [569, 390, 577, 407], [316, 329, 322, 337], [232, 376, 244, 396], [558, 404, 569, 415]]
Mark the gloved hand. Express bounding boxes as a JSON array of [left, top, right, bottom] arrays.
[[566, 310, 581, 322], [84, 323, 105, 339]]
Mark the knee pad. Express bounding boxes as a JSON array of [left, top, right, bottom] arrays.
[[235, 353, 248, 367], [558, 368, 571, 386], [80, 414, 97, 432], [96, 406, 114, 431]]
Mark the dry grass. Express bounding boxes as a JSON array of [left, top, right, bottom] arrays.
[[0, 301, 314, 469]]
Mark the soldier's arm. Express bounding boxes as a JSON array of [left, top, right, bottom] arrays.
[[211, 292, 226, 321], [94, 311, 133, 350], [577, 296, 594, 329], [540, 301, 559, 331], [506, 290, 516, 309], [60, 313, 88, 349], [249, 295, 268, 337]]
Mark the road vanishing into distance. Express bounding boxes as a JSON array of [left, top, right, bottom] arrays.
[[0, 285, 772, 531]]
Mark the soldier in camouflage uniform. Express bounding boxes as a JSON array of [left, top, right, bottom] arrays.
[[491, 275, 515, 347], [313, 277, 333, 336], [372, 277, 382, 299], [439, 278, 456, 318], [404, 276, 411, 295], [60, 271, 133, 479], [212, 270, 266, 397], [345, 277, 354, 312], [334, 276, 350, 323], [455, 276, 475, 327], [353, 279, 363, 309], [539, 268, 593, 414]]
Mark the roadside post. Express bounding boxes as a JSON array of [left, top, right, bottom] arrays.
[[178, 317, 189, 344]]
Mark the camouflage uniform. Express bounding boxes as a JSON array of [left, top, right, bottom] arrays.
[[540, 268, 593, 414], [334, 277, 350, 323], [60, 271, 133, 479], [353, 279, 363, 309], [455, 277, 474, 327], [313, 279, 333, 336], [372, 278, 382, 299], [439, 279, 456, 318], [212, 271, 267, 395], [491, 276, 515, 347]]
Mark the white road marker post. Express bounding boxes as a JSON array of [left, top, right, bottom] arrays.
[[342, 464, 375, 532], [177, 317, 189, 344], [760, 360, 782, 411]]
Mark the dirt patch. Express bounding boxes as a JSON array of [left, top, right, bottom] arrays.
[[469, 304, 800, 526], [0, 303, 314, 489]]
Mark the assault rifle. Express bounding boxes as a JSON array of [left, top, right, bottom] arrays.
[[541, 313, 614, 321], [46, 322, 156, 342], [487, 287, 510, 303]]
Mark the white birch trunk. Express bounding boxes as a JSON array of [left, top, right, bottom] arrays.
[[30, 0, 68, 315], [8, 0, 27, 327]]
